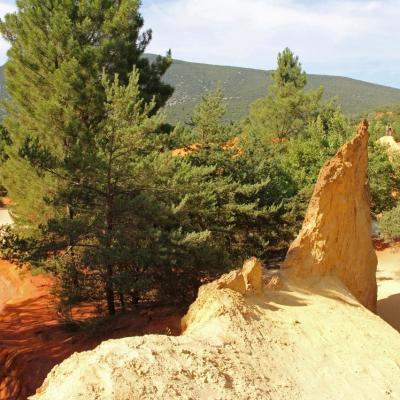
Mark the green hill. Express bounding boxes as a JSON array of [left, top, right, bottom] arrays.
[[1, 58, 400, 123], [148, 55, 400, 123]]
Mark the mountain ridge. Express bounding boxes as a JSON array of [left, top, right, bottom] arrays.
[[1, 58, 400, 123], [145, 54, 400, 123]]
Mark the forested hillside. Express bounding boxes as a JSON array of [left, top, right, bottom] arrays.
[[0, 57, 399, 122], [149, 55, 400, 123]]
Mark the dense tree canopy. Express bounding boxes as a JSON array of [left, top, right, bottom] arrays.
[[0, 0, 173, 232]]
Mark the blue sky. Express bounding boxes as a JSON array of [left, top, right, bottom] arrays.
[[0, 0, 399, 88]]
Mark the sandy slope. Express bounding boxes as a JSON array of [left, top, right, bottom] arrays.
[[0, 261, 182, 400], [377, 246, 400, 332], [0, 208, 12, 226], [0, 261, 37, 312], [31, 272, 400, 400]]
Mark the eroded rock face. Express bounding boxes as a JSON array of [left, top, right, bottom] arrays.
[[377, 135, 400, 150], [377, 135, 400, 158], [282, 120, 378, 312], [217, 257, 263, 295], [181, 257, 262, 333]]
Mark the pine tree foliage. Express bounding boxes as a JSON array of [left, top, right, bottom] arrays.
[[368, 141, 400, 215], [248, 47, 323, 140], [0, 0, 173, 233], [191, 86, 227, 146], [1, 70, 227, 315], [278, 103, 351, 234], [271, 47, 307, 93], [380, 203, 400, 240], [184, 87, 295, 260]]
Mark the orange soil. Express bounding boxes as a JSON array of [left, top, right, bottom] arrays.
[[1, 198, 12, 207], [0, 261, 183, 400]]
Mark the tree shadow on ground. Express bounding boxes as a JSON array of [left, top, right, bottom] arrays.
[[252, 288, 309, 313], [378, 294, 400, 333]]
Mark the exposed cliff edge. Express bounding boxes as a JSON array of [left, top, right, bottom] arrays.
[[282, 120, 377, 311], [31, 122, 400, 400]]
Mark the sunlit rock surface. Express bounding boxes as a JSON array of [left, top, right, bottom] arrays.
[[282, 120, 377, 312]]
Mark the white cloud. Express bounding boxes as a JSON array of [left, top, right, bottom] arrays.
[[0, 1, 397, 86], [0, 0, 16, 65], [142, 0, 400, 87]]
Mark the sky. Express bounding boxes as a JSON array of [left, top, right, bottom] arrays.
[[0, 0, 399, 88]]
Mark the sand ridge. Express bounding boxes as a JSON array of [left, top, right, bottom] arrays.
[[31, 269, 400, 400]]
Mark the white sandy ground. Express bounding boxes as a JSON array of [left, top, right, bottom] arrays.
[[32, 268, 400, 400], [377, 247, 400, 332], [377, 136, 400, 154], [0, 209, 16, 311], [0, 208, 12, 226]]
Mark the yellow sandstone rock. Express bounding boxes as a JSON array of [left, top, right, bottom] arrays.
[[282, 120, 377, 312], [216, 257, 263, 295]]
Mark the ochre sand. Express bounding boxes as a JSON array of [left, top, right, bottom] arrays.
[[0, 261, 182, 400], [0, 246, 399, 400], [377, 245, 400, 332], [32, 253, 400, 400]]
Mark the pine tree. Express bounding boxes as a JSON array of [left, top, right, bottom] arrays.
[[3, 67, 166, 315], [271, 47, 307, 93], [248, 48, 322, 140], [1, 72, 245, 315], [0, 0, 173, 234], [185, 87, 294, 261], [279, 103, 351, 235], [1, 69, 220, 315], [191, 86, 227, 146], [0, 125, 11, 198]]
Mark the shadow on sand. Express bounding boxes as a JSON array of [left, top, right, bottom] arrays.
[[378, 293, 400, 333]]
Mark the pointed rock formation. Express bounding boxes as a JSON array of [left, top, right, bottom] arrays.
[[282, 120, 377, 312]]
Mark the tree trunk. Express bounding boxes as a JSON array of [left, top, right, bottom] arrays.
[[131, 290, 139, 307], [67, 205, 79, 289], [104, 137, 116, 316], [105, 265, 115, 316], [119, 291, 126, 311]]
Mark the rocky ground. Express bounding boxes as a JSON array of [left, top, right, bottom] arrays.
[[30, 261, 400, 400], [0, 245, 398, 400]]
